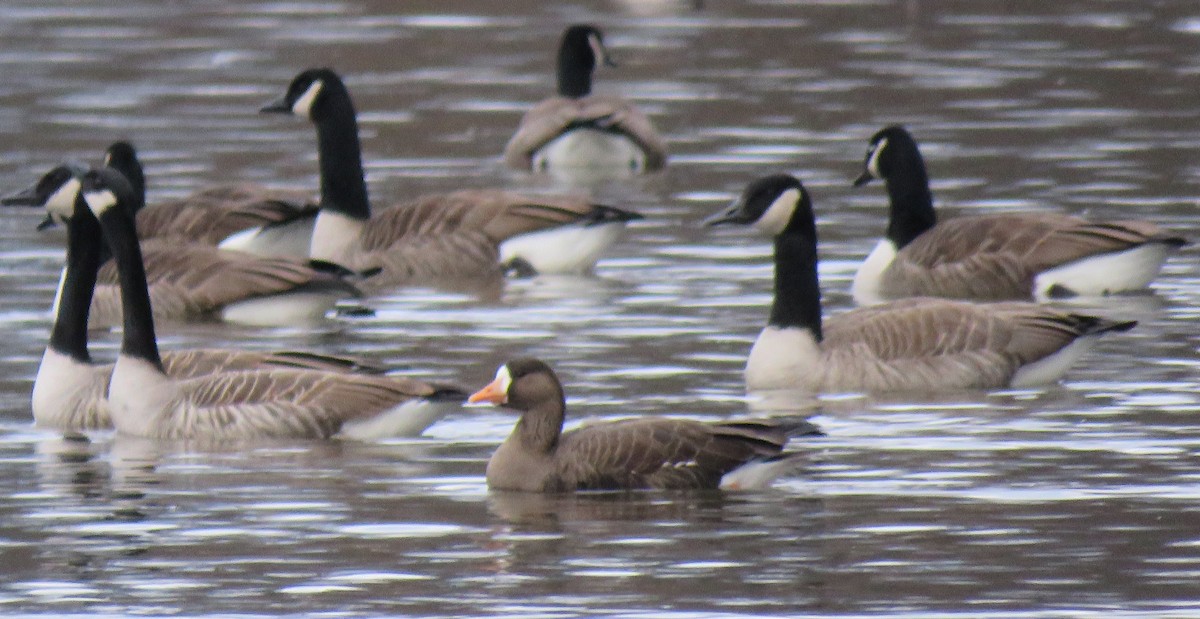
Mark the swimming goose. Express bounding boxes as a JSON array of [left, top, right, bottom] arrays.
[[258, 67, 641, 290], [468, 358, 813, 492], [5, 163, 360, 328], [705, 174, 1137, 393], [502, 24, 668, 174], [851, 125, 1186, 305], [103, 142, 318, 255], [74, 169, 462, 440]]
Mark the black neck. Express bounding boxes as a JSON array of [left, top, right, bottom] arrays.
[[96, 204, 163, 370], [50, 207, 103, 362], [314, 83, 371, 220], [106, 159, 146, 215], [769, 231, 823, 341], [883, 146, 936, 249], [557, 46, 593, 98]]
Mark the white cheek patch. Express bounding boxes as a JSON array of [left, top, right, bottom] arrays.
[[44, 177, 81, 219], [292, 79, 324, 117], [83, 189, 119, 217], [866, 137, 888, 179], [588, 33, 607, 65], [754, 187, 800, 236]]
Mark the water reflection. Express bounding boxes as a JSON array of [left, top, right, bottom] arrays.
[[1, 0, 1200, 615]]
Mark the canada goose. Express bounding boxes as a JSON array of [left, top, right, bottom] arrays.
[[5, 163, 361, 328], [467, 358, 814, 492], [258, 67, 641, 291], [103, 141, 318, 256], [705, 174, 1137, 393], [73, 169, 462, 440], [502, 24, 668, 174], [851, 125, 1186, 304]]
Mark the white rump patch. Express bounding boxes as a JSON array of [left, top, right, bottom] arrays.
[[532, 128, 646, 177], [499, 221, 626, 274], [753, 188, 801, 237], [719, 457, 799, 491], [1033, 244, 1171, 300], [851, 239, 898, 306], [220, 290, 342, 327], [292, 79, 324, 118], [82, 188, 119, 217]]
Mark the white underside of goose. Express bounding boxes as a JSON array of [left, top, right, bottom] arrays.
[[337, 397, 459, 440], [1033, 243, 1170, 300], [499, 220, 627, 274], [32, 348, 106, 429], [532, 129, 646, 175], [851, 239, 897, 306], [218, 290, 341, 327], [1008, 335, 1102, 388], [217, 217, 315, 259], [719, 455, 802, 490]]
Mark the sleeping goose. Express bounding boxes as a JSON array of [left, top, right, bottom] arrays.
[[851, 125, 1186, 305], [74, 168, 463, 440], [257, 67, 641, 291], [5, 163, 360, 328], [32, 177, 383, 431], [104, 141, 317, 255], [705, 174, 1137, 393], [502, 24, 668, 175], [467, 358, 814, 492]]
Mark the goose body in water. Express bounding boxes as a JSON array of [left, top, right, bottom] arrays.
[[72, 169, 463, 440], [256, 67, 641, 292], [706, 174, 1138, 393], [851, 125, 1186, 305], [468, 358, 817, 492]]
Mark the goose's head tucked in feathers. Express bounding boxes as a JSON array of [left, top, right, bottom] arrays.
[[260, 68, 352, 121], [704, 173, 814, 239], [558, 24, 616, 98]]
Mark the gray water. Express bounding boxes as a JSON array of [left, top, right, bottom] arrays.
[[1, 1, 1199, 616]]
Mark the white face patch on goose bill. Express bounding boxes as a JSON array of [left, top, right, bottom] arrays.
[[494, 365, 513, 402], [292, 79, 324, 117], [866, 137, 888, 179], [44, 177, 81, 219], [753, 187, 801, 237], [82, 188, 119, 217]]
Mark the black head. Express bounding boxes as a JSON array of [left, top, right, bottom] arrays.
[[557, 25, 615, 97], [854, 125, 920, 187], [260, 68, 348, 120], [79, 168, 138, 222], [3, 163, 88, 224], [704, 174, 813, 238], [103, 141, 146, 211]]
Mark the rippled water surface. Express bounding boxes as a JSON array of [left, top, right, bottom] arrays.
[[2, 1, 1200, 616]]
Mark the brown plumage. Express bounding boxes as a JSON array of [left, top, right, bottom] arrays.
[[503, 24, 667, 172], [134, 183, 316, 247], [468, 358, 806, 493], [88, 240, 358, 328], [853, 125, 1185, 304]]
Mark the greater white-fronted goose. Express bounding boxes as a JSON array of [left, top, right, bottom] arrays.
[[467, 358, 814, 492], [502, 24, 667, 174], [851, 125, 1186, 305], [103, 141, 318, 256], [72, 169, 461, 440], [257, 67, 641, 292], [705, 174, 1137, 393], [5, 163, 360, 328]]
